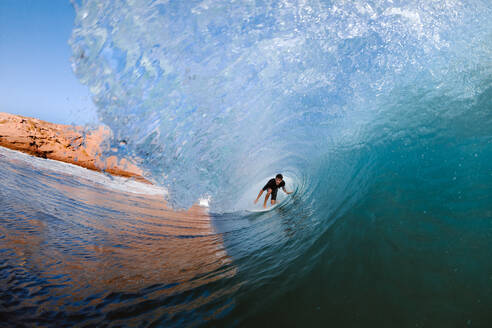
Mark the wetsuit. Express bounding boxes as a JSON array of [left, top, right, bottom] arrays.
[[262, 178, 285, 200]]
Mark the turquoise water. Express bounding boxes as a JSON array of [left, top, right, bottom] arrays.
[[2, 0, 492, 326]]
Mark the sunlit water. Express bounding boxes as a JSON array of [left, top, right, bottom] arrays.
[[2, 0, 492, 326]]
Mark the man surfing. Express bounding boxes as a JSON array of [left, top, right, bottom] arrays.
[[254, 174, 293, 208]]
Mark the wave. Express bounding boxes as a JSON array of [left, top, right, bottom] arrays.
[[69, 0, 491, 214], [1, 1, 491, 325], [67, 3, 492, 319]]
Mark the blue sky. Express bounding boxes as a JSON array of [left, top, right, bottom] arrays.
[[0, 0, 98, 125]]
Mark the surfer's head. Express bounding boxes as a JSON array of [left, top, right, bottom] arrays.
[[275, 173, 283, 185]]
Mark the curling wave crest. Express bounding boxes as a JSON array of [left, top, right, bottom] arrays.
[[70, 0, 492, 210]]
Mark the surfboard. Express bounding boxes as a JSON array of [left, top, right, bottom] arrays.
[[248, 203, 278, 213]]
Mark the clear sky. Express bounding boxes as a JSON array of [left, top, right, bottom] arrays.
[[0, 0, 98, 125]]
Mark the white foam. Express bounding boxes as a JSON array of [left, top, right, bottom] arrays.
[[198, 195, 211, 207]]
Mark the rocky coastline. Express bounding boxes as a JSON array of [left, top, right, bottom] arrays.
[[0, 112, 148, 183]]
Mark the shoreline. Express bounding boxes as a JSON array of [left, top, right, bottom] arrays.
[[0, 112, 150, 184]]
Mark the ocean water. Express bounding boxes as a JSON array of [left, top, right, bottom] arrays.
[[2, 0, 492, 326]]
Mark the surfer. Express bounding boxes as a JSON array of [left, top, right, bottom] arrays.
[[254, 174, 293, 208]]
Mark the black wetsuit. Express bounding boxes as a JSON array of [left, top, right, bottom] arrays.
[[262, 178, 285, 200]]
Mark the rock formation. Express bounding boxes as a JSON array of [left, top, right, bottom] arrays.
[[0, 112, 148, 183]]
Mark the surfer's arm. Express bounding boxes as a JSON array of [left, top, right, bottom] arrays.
[[282, 186, 293, 194], [254, 189, 264, 204]]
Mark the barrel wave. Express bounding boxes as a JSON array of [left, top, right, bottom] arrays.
[[69, 0, 490, 210], [1, 0, 491, 326]]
